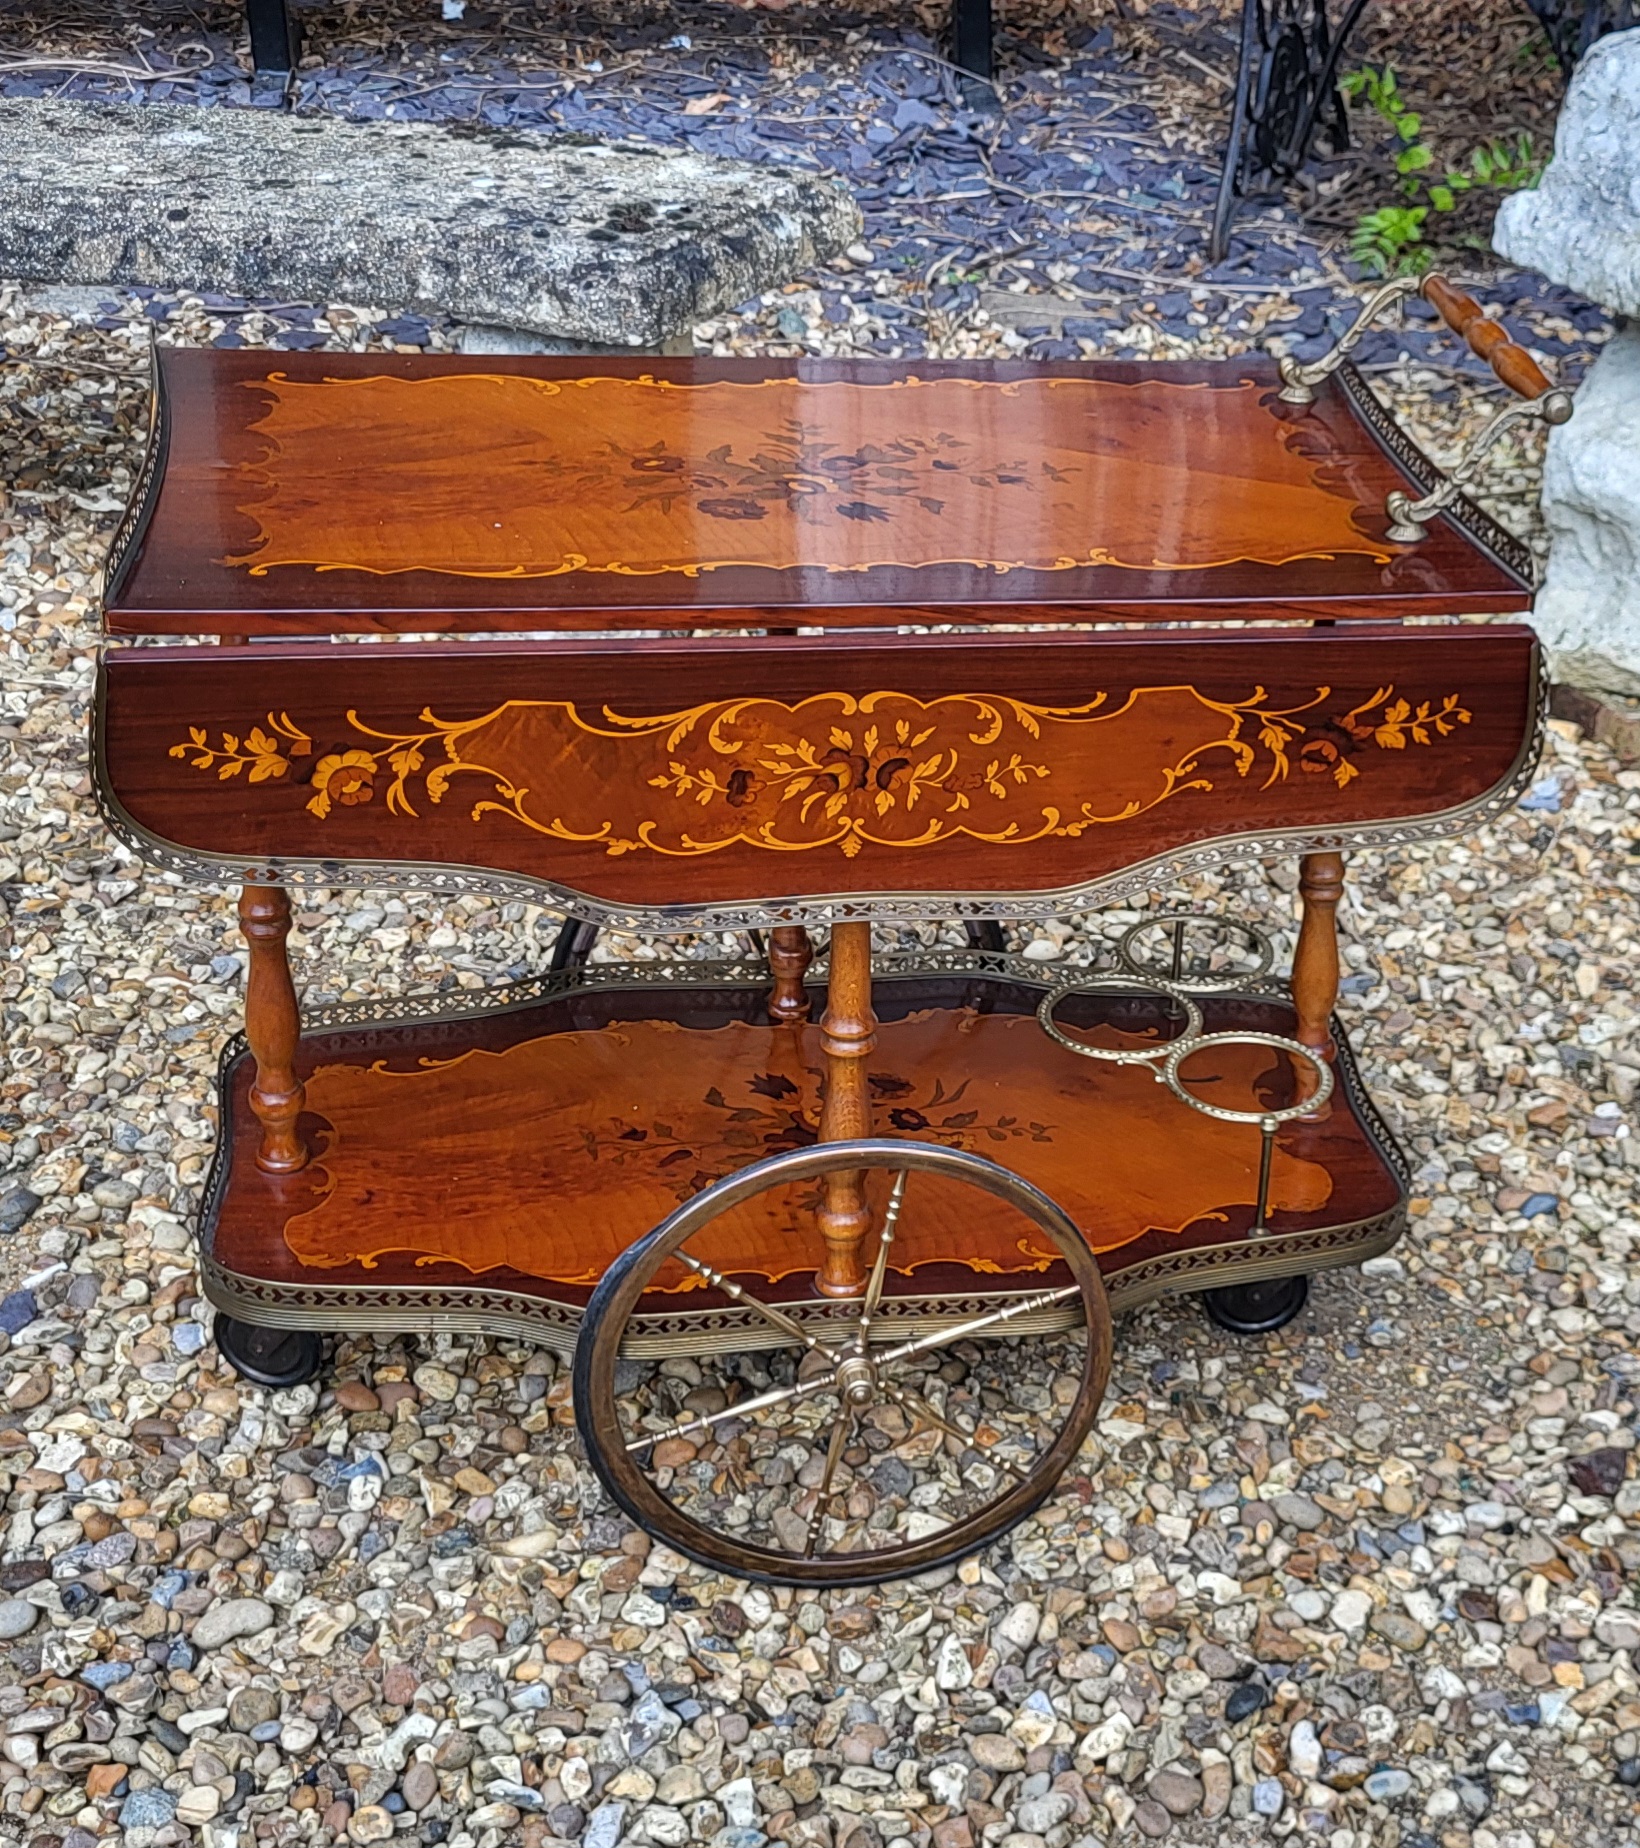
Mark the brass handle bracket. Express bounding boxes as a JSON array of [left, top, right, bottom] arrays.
[[1273, 270, 1577, 545], [1274, 277, 1424, 406], [1384, 386, 1573, 542]]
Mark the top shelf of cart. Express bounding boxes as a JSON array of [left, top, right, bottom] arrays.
[[101, 349, 1534, 637]]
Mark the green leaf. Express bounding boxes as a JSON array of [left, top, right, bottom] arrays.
[[1398, 113, 1422, 138], [1429, 184, 1455, 212], [1396, 145, 1434, 174]]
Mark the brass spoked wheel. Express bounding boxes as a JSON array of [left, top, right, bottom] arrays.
[[573, 1140, 1112, 1587]]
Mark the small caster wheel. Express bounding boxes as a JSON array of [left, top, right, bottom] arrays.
[[213, 1316, 324, 1388], [1201, 1273, 1309, 1336]]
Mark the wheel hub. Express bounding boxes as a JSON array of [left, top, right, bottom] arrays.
[[832, 1352, 877, 1406]]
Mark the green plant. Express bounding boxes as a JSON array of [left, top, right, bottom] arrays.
[[1341, 65, 1434, 190], [1339, 65, 1547, 276], [1349, 204, 1432, 276], [1427, 132, 1545, 212]]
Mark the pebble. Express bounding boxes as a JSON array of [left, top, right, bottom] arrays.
[[1365, 1767, 1414, 1801], [1288, 1720, 1323, 1779], [1148, 1768, 1204, 1816], [118, 1790, 177, 1828], [0, 1185, 42, 1235], [402, 1761, 439, 1811], [191, 1597, 276, 1648], [1329, 1587, 1374, 1632], [1133, 1797, 1173, 1837], [0, 1598, 39, 1640]]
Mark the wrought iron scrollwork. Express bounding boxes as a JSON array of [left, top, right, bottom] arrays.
[[1522, 0, 1637, 74], [1211, 0, 1370, 262]]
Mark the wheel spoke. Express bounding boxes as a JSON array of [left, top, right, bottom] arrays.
[[883, 1381, 1030, 1485], [671, 1249, 822, 1354], [877, 1282, 1082, 1368], [802, 1408, 853, 1557], [855, 1169, 908, 1353], [624, 1370, 832, 1453]]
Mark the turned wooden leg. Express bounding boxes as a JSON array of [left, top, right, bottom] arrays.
[[1293, 851, 1344, 1077], [815, 922, 876, 1298], [766, 926, 814, 1024], [239, 884, 307, 1174]]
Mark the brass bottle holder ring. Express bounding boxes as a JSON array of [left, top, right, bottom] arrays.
[[1162, 1031, 1333, 1240], [1037, 975, 1205, 1066], [1038, 923, 1331, 1242], [1161, 1029, 1333, 1123], [1116, 914, 1275, 991]]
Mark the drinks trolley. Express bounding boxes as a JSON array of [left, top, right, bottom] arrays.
[[94, 276, 1558, 1584]]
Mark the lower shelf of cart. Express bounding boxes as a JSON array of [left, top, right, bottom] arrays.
[[200, 966, 1406, 1352]]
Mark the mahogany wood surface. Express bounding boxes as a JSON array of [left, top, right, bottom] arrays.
[[104, 350, 1530, 634], [1422, 276, 1555, 402], [203, 976, 1403, 1316], [99, 627, 1539, 915], [815, 922, 877, 1296], [238, 885, 307, 1173]]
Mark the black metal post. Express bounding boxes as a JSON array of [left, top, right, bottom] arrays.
[[246, 0, 300, 107], [952, 0, 996, 107]]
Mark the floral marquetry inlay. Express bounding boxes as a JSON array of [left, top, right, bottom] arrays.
[[225, 371, 1394, 580], [170, 683, 1472, 860]]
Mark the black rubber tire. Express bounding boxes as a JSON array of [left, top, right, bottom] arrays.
[[1201, 1272, 1309, 1336], [548, 919, 601, 973], [213, 1316, 325, 1389]]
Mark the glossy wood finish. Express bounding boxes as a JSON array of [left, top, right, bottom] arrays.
[[767, 927, 813, 1024], [1422, 275, 1556, 401], [238, 885, 307, 1173], [1293, 851, 1344, 1068], [815, 923, 877, 1296], [103, 350, 1531, 635], [201, 974, 1404, 1322], [98, 627, 1540, 919]]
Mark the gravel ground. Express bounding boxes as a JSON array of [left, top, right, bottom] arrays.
[[5, 2, 1640, 1847]]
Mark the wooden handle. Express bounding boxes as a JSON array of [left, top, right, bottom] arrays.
[[1421, 273, 1555, 401]]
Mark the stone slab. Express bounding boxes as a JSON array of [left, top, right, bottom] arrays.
[[0, 98, 860, 348], [1493, 27, 1640, 317]]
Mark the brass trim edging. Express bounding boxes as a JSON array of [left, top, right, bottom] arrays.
[[102, 344, 169, 608]]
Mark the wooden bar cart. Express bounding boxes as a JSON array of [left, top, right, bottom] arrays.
[[95, 277, 1556, 1583]]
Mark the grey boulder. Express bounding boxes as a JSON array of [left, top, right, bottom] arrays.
[[1494, 28, 1640, 317]]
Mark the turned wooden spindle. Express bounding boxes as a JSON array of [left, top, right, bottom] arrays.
[[815, 921, 877, 1297], [766, 926, 814, 1024], [239, 884, 308, 1174], [1421, 274, 1557, 403], [1292, 851, 1344, 1072]]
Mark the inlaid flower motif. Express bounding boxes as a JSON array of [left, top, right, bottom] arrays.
[[168, 683, 1475, 858], [167, 712, 310, 782], [698, 497, 767, 521], [307, 750, 378, 818]]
